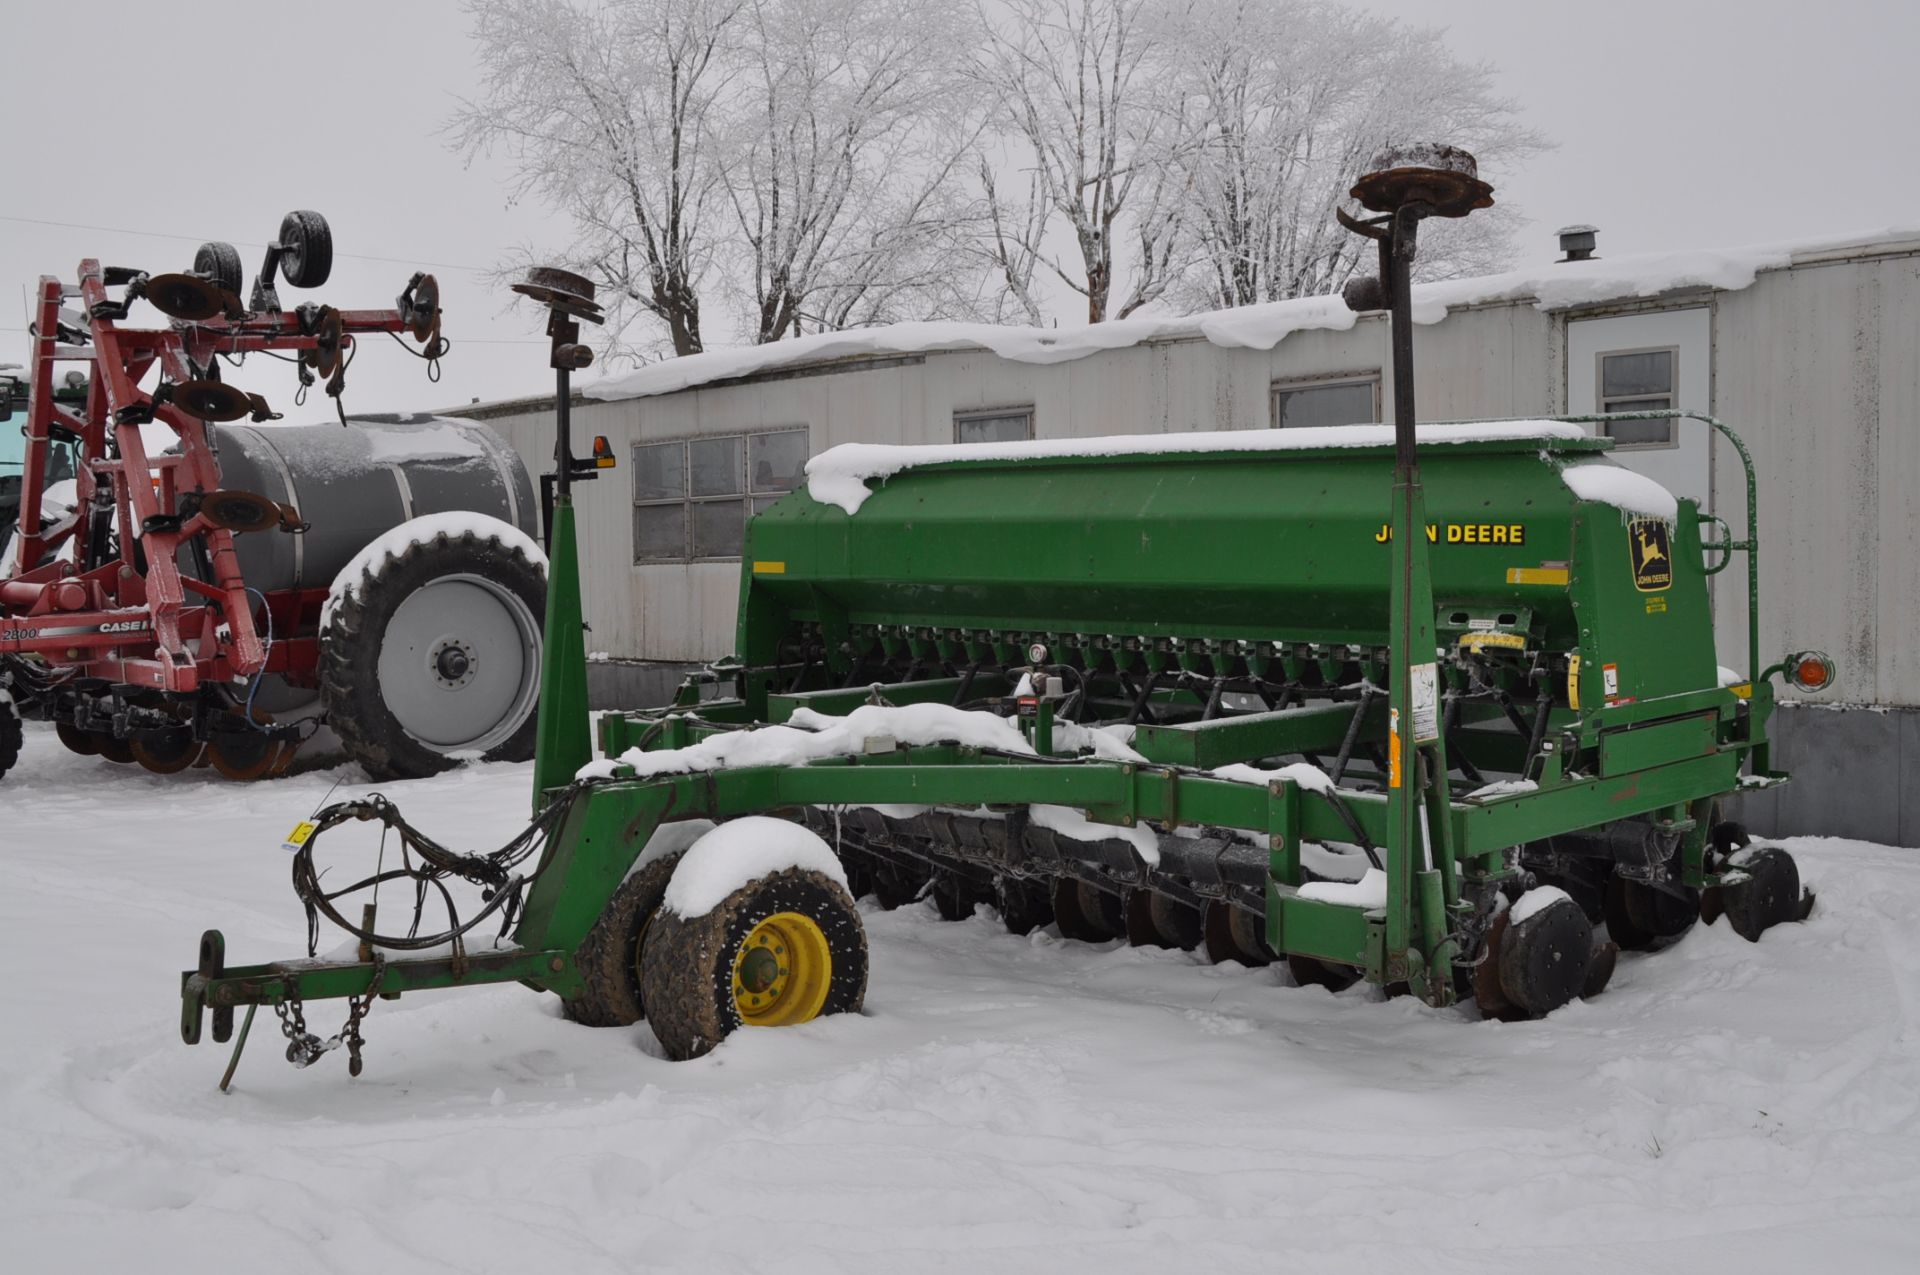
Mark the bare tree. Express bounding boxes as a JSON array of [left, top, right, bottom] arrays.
[[453, 0, 742, 359], [723, 0, 987, 344], [1165, 0, 1549, 312], [974, 155, 1050, 325], [972, 0, 1198, 324]]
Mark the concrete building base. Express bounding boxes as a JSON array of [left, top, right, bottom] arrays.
[[1728, 704, 1919, 847]]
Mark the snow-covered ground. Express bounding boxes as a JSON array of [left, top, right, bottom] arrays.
[[3, 721, 1917, 1273]]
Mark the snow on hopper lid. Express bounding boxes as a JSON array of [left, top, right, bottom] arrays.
[[805, 421, 1589, 515], [1559, 461, 1679, 522]]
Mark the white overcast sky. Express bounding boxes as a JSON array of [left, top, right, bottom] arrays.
[[1, 0, 1913, 418]]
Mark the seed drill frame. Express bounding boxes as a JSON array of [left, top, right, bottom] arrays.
[[178, 153, 1823, 1077]]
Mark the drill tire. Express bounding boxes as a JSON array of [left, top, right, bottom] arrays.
[[640, 867, 867, 1061], [563, 851, 685, 1028]]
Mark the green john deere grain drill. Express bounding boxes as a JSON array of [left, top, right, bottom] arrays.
[[179, 147, 1828, 1079]]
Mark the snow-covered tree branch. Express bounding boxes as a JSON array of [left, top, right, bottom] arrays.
[[455, 0, 1549, 354], [723, 0, 990, 344], [452, 0, 744, 360], [971, 0, 1198, 324], [1163, 0, 1550, 311]]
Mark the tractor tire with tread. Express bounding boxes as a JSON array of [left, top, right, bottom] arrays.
[[640, 866, 867, 1061], [320, 522, 545, 781]]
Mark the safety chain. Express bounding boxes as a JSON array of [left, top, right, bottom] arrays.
[[272, 955, 388, 1075]]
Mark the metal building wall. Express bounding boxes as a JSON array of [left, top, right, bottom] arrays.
[[1708, 246, 1920, 843]]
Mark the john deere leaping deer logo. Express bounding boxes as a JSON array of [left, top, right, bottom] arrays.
[[1629, 518, 1673, 592]]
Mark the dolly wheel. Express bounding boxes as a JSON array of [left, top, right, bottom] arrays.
[[193, 241, 244, 296], [564, 851, 685, 1027], [640, 867, 867, 1061], [277, 210, 333, 288]]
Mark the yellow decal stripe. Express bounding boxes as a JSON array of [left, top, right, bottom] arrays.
[[752, 561, 787, 575], [1506, 566, 1570, 587]]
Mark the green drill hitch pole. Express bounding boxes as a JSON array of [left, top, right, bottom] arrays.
[[516, 267, 607, 811], [1339, 147, 1494, 1004]]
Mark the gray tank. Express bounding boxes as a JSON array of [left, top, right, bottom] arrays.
[[205, 413, 537, 597], [192, 414, 539, 713]]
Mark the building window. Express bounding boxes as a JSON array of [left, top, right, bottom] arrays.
[[954, 407, 1034, 444], [633, 427, 808, 562], [1270, 375, 1379, 429], [1597, 347, 1677, 448]]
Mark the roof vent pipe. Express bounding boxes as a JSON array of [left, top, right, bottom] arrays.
[[1557, 224, 1598, 262]]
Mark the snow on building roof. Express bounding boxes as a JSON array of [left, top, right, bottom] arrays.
[[582, 224, 1920, 405]]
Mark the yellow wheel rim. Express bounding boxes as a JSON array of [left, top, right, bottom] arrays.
[[731, 911, 833, 1027]]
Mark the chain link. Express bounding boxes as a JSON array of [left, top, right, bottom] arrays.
[[272, 954, 387, 1074]]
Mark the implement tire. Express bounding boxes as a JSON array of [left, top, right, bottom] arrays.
[[0, 696, 20, 781], [321, 521, 545, 781], [563, 851, 685, 1028], [640, 867, 867, 1061]]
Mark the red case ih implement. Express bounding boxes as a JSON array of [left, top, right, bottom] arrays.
[[1, 212, 544, 782]]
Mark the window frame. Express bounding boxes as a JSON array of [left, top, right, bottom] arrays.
[[1268, 372, 1381, 429], [953, 405, 1035, 445], [1595, 345, 1680, 451], [632, 425, 810, 564]]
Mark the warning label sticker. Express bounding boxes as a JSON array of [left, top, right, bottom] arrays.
[[1411, 662, 1440, 742]]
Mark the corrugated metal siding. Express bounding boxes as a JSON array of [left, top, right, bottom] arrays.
[[1713, 251, 1920, 708]]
